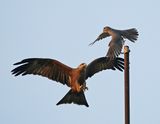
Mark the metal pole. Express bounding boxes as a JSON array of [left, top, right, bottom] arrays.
[[124, 46, 130, 124]]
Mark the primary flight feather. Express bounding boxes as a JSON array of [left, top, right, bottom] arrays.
[[11, 57, 124, 107]]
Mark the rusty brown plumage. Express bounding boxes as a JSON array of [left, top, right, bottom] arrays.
[[11, 57, 124, 107]]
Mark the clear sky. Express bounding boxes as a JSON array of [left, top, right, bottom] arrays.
[[1, 0, 160, 124]]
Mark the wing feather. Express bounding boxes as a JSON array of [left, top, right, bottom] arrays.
[[89, 32, 110, 45], [106, 38, 123, 59], [11, 58, 73, 86], [85, 57, 124, 79]]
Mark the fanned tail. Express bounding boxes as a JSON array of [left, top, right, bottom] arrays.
[[56, 89, 89, 107], [121, 28, 139, 42]]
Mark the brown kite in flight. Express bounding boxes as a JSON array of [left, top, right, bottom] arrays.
[[11, 57, 124, 107], [90, 26, 138, 59]]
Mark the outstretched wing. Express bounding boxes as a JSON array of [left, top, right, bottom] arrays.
[[11, 58, 73, 86], [89, 32, 110, 45], [85, 57, 124, 79], [106, 38, 124, 59]]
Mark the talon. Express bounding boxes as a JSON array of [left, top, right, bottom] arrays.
[[80, 83, 88, 91], [85, 86, 88, 90]]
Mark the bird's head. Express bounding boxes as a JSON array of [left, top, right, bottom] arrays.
[[103, 26, 111, 33], [78, 63, 87, 70]]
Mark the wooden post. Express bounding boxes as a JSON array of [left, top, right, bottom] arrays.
[[124, 46, 130, 124]]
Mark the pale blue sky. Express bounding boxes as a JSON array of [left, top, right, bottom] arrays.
[[1, 0, 160, 124]]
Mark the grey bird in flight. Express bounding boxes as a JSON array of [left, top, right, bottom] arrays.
[[90, 26, 139, 59]]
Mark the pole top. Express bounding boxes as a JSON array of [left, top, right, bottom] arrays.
[[124, 46, 130, 54]]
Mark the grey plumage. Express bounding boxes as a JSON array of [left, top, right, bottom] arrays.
[[90, 26, 139, 59]]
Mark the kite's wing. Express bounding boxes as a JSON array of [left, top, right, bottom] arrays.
[[86, 57, 124, 79], [11, 58, 73, 86]]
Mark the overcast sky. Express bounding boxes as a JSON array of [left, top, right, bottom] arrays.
[[1, 0, 160, 124]]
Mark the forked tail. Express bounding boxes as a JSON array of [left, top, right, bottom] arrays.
[[56, 89, 89, 107]]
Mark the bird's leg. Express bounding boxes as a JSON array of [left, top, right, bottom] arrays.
[[83, 82, 88, 91], [80, 82, 88, 91]]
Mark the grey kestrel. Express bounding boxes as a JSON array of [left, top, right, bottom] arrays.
[[90, 26, 139, 59]]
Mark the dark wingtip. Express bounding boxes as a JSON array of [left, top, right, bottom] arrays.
[[116, 57, 124, 62], [89, 40, 97, 46], [13, 62, 22, 65], [11, 61, 29, 76], [13, 59, 28, 65], [114, 57, 124, 71]]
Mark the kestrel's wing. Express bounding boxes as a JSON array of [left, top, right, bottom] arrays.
[[106, 38, 124, 59], [11, 58, 73, 86], [121, 28, 139, 42], [85, 57, 124, 79], [89, 32, 110, 45]]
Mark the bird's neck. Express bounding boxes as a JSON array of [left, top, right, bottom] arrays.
[[108, 28, 121, 38]]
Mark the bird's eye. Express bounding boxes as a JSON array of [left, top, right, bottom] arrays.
[[81, 63, 86, 66], [104, 27, 108, 30]]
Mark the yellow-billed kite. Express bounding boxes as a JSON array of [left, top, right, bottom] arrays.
[[11, 57, 124, 107]]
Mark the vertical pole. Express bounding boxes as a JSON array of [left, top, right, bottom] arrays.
[[124, 46, 130, 124]]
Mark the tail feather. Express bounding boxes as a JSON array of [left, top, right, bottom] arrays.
[[121, 28, 139, 42], [56, 89, 89, 107]]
